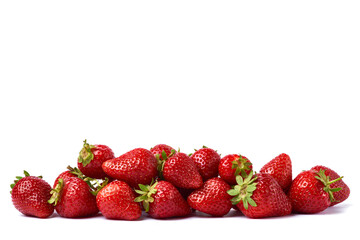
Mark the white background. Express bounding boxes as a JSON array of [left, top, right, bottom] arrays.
[[0, 1, 359, 239]]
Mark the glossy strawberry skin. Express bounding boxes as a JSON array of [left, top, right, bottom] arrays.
[[311, 165, 350, 206], [148, 181, 191, 219], [55, 177, 98, 218], [78, 144, 115, 179], [11, 176, 54, 218], [219, 154, 252, 185], [260, 153, 292, 192], [288, 170, 330, 214], [188, 177, 232, 217], [190, 147, 221, 180], [53, 171, 76, 188], [102, 148, 158, 188], [96, 180, 142, 220], [237, 173, 292, 218], [163, 152, 203, 189], [150, 144, 175, 160]]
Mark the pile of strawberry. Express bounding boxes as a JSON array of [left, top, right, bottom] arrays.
[[10, 140, 350, 219]]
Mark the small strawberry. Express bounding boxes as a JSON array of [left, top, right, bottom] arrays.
[[77, 139, 115, 179], [187, 177, 232, 217], [96, 180, 142, 220], [48, 177, 99, 218], [161, 152, 203, 189], [190, 146, 221, 180], [311, 165, 350, 206], [11, 171, 54, 218], [260, 153, 292, 192], [134, 181, 191, 219], [219, 154, 252, 185], [102, 148, 158, 188], [289, 169, 344, 214], [150, 144, 175, 161], [228, 171, 292, 218]]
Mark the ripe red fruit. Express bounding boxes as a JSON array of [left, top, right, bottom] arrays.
[[53, 170, 77, 188], [150, 144, 175, 160], [228, 172, 292, 218], [188, 177, 232, 217], [134, 181, 191, 219], [190, 146, 221, 180], [219, 154, 252, 185], [102, 148, 158, 188], [11, 171, 54, 218], [162, 152, 203, 189], [260, 153, 292, 192], [311, 165, 350, 206], [49, 177, 98, 218], [289, 169, 343, 214], [77, 140, 115, 179], [96, 180, 142, 220]]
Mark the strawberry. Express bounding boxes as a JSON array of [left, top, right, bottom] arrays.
[[190, 146, 221, 180], [161, 152, 203, 189], [134, 181, 191, 219], [96, 180, 142, 220], [311, 165, 350, 206], [53, 169, 77, 188], [11, 171, 54, 218], [102, 148, 158, 188], [187, 177, 232, 216], [228, 171, 292, 218], [48, 177, 99, 218], [77, 139, 115, 179], [260, 153, 292, 192], [289, 169, 344, 214], [150, 144, 175, 160], [219, 154, 252, 185]]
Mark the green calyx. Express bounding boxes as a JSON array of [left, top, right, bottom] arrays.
[[48, 178, 64, 206], [10, 171, 42, 194], [78, 139, 95, 167], [314, 169, 343, 202], [231, 155, 252, 178], [134, 181, 158, 212], [227, 171, 258, 210], [67, 165, 109, 196], [155, 149, 176, 179]]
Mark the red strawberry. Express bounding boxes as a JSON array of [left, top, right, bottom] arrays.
[[11, 171, 54, 218], [134, 181, 191, 219], [260, 153, 292, 192], [96, 180, 142, 220], [102, 148, 158, 188], [77, 139, 115, 179], [228, 171, 292, 218], [53, 170, 77, 188], [190, 146, 221, 180], [162, 152, 203, 189], [311, 165, 350, 206], [150, 144, 175, 160], [219, 154, 252, 185], [48, 177, 99, 218], [187, 177, 232, 217], [289, 169, 343, 214]]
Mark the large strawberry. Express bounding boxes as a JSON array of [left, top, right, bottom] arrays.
[[219, 154, 252, 185], [134, 181, 191, 219], [97, 180, 142, 220], [187, 177, 232, 217], [311, 165, 350, 206], [48, 177, 99, 218], [161, 152, 203, 189], [11, 171, 54, 218], [77, 139, 115, 179], [289, 169, 343, 214], [260, 153, 292, 192], [102, 148, 158, 188], [228, 171, 292, 218], [190, 146, 221, 180]]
